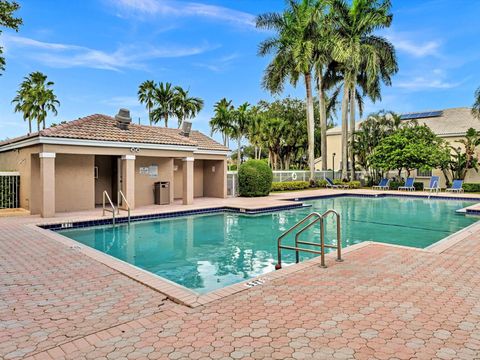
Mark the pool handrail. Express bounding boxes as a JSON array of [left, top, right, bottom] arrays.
[[102, 190, 116, 225], [276, 209, 342, 269]]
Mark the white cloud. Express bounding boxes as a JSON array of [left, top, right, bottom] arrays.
[[386, 32, 441, 58], [2, 34, 215, 71], [108, 0, 256, 29], [396, 76, 461, 90], [194, 53, 239, 72]]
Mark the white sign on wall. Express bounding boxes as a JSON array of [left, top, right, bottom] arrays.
[[149, 165, 158, 178]]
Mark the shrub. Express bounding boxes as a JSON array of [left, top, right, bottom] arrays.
[[462, 183, 480, 192], [317, 179, 328, 188], [347, 181, 361, 189], [271, 181, 310, 192], [238, 160, 273, 197], [389, 181, 424, 191]]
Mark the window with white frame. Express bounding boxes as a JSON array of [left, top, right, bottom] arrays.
[[417, 168, 432, 177]]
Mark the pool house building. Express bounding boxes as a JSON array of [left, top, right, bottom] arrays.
[[0, 109, 229, 217]]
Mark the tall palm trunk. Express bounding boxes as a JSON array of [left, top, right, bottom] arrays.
[[349, 86, 356, 180], [165, 115, 168, 128], [148, 107, 152, 126], [340, 84, 349, 180], [305, 73, 315, 182], [237, 137, 241, 169], [28, 119, 32, 134], [316, 70, 327, 171]]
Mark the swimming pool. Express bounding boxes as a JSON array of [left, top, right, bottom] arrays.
[[58, 196, 477, 294]]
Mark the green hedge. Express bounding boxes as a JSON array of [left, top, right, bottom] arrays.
[[238, 160, 273, 197], [462, 183, 480, 192], [271, 181, 310, 192], [389, 181, 424, 191]]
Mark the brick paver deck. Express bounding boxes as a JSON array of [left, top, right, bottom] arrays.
[[1, 190, 480, 359]]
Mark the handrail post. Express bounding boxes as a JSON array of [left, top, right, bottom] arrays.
[[335, 212, 343, 262], [294, 233, 300, 263], [320, 218, 326, 268]]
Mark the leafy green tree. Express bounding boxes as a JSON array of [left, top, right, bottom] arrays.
[[138, 80, 156, 125], [352, 110, 401, 181], [439, 128, 480, 185], [369, 124, 446, 177], [330, 0, 398, 178], [473, 87, 480, 119], [0, 0, 22, 75], [12, 72, 59, 132], [210, 98, 234, 147], [173, 87, 204, 128], [257, 0, 321, 181], [151, 82, 176, 127]]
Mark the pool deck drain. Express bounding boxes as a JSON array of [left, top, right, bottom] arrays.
[[2, 189, 480, 359]]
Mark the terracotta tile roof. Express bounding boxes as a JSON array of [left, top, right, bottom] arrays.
[[327, 107, 480, 136], [0, 114, 229, 151]]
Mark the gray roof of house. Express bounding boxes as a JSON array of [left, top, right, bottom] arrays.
[[327, 107, 479, 137]]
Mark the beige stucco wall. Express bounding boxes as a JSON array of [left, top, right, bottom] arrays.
[[30, 154, 40, 214], [173, 159, 183, 200], [203, 159, 227, 198], [194, 160, 204, 198], [55, 154, 95, 213], [135, 156, 174, 206], [319, 133, 342, 170]]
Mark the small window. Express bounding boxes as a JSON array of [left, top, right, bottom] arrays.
[[417, 168, 432, 177]]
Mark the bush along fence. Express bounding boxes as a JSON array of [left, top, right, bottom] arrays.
[[0, 172, 20, 209], [228, 170, 365, 196]]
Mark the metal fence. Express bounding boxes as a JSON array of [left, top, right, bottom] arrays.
[[0, 172, 20, 209], [227, 170, 366, 197]]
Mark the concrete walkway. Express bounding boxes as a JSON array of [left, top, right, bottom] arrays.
[[1, 189, 480, 359]]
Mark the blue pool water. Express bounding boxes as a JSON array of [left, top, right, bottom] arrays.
[[58, 196, 477, 293]]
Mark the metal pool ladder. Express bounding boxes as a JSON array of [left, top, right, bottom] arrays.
[[118, 190, 131, 224], [102, 191, 116, 225], [275, 209, 342, 269]]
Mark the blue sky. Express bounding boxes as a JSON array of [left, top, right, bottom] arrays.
[[1, 0, 479, 141]]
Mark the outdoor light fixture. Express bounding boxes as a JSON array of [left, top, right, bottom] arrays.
[[332, 153, 336, 179], [130, 147, 140, 153]]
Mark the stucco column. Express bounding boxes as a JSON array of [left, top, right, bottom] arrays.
[[220, 159, 227, 199], [121, 155, 135, 210], [39, 152, 56, 218], [182, 157, 194, 205]]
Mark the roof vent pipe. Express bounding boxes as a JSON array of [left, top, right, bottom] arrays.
[[180, 121, 192, 137], [115, 108, 132, 130]]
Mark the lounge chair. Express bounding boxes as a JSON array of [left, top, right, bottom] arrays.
[[446, 179, 464, 193], [325, 177, 349, 189], [424, 176, 440, 193], [398, 177, 415, 191], [372, 178, 390, 190]]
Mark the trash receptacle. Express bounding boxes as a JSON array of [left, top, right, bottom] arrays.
[[154, 181, 170, 205]]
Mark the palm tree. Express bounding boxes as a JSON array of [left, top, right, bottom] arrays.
[[152, 82, 176, 127], [12, 80, 34, 133], [330, 0, 398, 179], [138, 80, 156, 125], [473, 87, 480, 119], [173, 86, 204, 128], [232, 102, 252, 169], [257, 0, 320, 181], [210, 98, 234, 147], [12, 71, 59, 132]]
